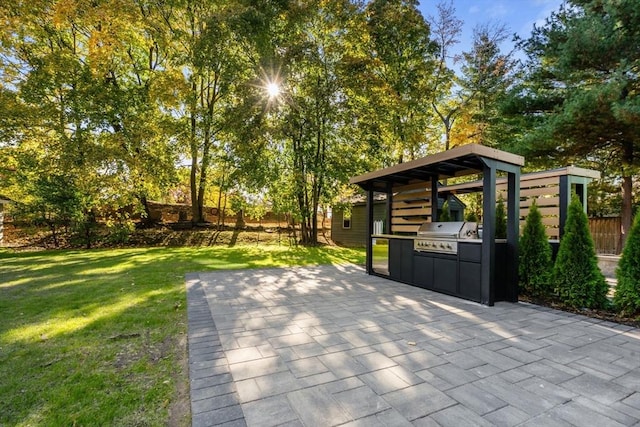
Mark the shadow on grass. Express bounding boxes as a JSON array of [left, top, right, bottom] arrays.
[[0, 245, 364, 425]]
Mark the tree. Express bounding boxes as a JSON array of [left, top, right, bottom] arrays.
[[456, 23, 516, 147], [263, 0, 372, 245], [429, 3, 515, 150], [614, 211, 640, 316], [504, 0, 640, 243], [427, 0, 463, 151], [519, 201, 553, 297], [148, 0, 264, 224], [553, 194, 609, 309], [0, 1, 117, 246], [365, 0, 438, 162], [0, 1, 180, 231]]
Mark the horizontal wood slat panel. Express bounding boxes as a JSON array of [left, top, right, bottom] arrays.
[[519, 217, 559, 227], [393, 191, 431, 202], [488, 175, 561, 189], [520, 187, 560, 198], [545, 228, 560, 238], [521, 197, 560, 207], [520, 206, 560, 217], [391, 217, 428, 225], [392, 224, 421, 233], [392, 200, 431, 209], [391, 207, 432, 216], [520, 177, 559, 188]]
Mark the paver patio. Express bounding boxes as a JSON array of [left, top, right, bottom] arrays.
[[186, 264, 640, 427]]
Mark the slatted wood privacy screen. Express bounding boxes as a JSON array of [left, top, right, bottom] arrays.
[[497, 172, 562, 239], [395, 167, 600, 238], [391, 181, 432, 233]]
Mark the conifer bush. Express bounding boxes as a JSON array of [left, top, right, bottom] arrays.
[[614, 211, 640, 316], [553, 194, 608, 309], [440, 200, 452, 222], [495, 195, 507, 239], [465, 211, 478, 222], [519, 201, 553, 297]]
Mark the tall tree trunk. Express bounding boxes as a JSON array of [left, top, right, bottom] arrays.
[[139, 194, 153, 227], [189, 81, 199, 224], [621, 142, 634, 247], [196, 137, 212, 224], [621, 175, 632, 247], [216, 180, 224, 230]]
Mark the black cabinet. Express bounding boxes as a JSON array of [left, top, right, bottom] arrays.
[[389, 239, 414, 283], [433, 256, 457, 293], [386, 239, 487, 304], [413, 252, 457, 294], [458, 242, 482, 301], [459, 243, 481, 262], [459, 261, 481, 301], [413, 254, 433, 288]]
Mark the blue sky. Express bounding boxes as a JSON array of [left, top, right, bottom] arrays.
[[417, 0, 564, 59]]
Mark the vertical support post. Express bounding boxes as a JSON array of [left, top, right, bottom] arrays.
[[570, 177, 588, 214], [559, 175, 569, 239], [366, 187, 374, 275], [506, 169, 520, 302], [431, 177, 439, 222], [481, 163, 497, 306], [386, 181, 393, 235], [576, 183, 585, 208]]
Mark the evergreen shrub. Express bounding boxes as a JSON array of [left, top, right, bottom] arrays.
[[465, 211, 478, 222], [519, 201, 553, 297], [553, 194, 608, 309], [440, 200, 452, 222], [495, 195, 507, 239], [614, 211, 640, 316]]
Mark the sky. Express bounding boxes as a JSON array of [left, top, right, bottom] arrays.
[[417, 0, 565, 60]]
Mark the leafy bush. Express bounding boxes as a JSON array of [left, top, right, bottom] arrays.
[[519, 201, 553, 297], [495, 195, 507, 239], [106, 214, 136, 244], [553, 194, 608, 309], [614, 211, 640, 316]]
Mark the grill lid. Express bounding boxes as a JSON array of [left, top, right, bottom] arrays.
[[417, 221, 478, 239]]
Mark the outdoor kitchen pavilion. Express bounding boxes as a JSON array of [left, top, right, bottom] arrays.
[[350, 144, 524, 306]]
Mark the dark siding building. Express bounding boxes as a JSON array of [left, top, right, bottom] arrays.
[[331, 201, 387, 247], [332, 196, 464, 246]]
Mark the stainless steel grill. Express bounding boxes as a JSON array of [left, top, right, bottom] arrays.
[[414, 221, 478, 254]]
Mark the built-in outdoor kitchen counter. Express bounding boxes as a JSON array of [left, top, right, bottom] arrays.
[[350, 144, 524, 306], [371, 235, 509, 303]]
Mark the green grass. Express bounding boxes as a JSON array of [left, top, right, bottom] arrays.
[[0, 245, 365, 426]]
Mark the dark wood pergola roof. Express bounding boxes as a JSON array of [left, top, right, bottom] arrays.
[[350, 144, 525, 191]]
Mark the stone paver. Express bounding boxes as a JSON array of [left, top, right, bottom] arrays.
[[187, 265, 640, 426]]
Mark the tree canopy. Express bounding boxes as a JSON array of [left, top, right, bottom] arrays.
[[1, 0, 636, 245], [502, 0, 640, 239]]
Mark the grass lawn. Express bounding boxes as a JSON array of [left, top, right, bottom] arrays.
[[0, 245, 365, 426]]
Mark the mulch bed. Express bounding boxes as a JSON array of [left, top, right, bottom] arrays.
[[519, 294, 640, 328]]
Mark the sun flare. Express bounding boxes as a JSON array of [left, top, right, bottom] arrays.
[[266, 82, 281, 98]]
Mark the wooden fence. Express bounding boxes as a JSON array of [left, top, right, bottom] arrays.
[[589, 217, 623, 255]]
